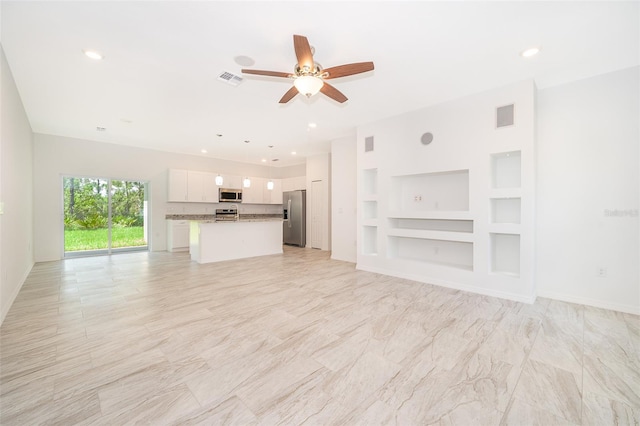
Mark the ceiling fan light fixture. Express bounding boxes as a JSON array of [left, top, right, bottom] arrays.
[[294, 75, 324, 97]]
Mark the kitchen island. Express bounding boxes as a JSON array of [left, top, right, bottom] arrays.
[[188, 218, 283, 264]]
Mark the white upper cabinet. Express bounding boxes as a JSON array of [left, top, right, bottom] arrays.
[[221, 175, 242, 190], [265, 179, 283, 205], [168, 169, 189, 202], [282, 176, 306, 192], [168, 169, 288, 204], [189, 171, 217, 202], [168, 169, 217, 203], [242, 177, 265, 204], [242, 177, 283, 204]]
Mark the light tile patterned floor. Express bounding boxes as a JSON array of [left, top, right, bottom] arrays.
[[1, 247, 638, 425]]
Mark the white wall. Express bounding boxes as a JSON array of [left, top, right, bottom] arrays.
[[536, 66, 639, 314], [331, 135, 357, 262], [1, 46, 34, 323], [32, 133, 301, 262], [306, 153, 331, 251]]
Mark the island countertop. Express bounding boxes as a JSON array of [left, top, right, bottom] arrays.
[[166, 214, 283, 222]]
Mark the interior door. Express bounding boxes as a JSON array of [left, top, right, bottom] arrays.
[[311, 180, 323, 249]]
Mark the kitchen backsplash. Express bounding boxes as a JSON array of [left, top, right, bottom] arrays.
[[165, 202, 283, 215]]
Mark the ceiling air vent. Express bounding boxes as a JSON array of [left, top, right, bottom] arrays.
[[217, 71, 243, 86]]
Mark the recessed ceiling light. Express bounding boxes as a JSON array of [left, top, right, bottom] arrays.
[[201, 149, 208, 153], [291, 151, 297, 155], [308, 122, 317, 129], [261, 158, 267, 162], [520, 47, 541, 58], [83, 49, 103, 60]]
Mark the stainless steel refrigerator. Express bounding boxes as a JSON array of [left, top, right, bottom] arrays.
[[283, 190, 306, 247]]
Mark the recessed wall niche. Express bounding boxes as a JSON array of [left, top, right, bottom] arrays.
[[491, 198, 521, 224], [391, 170, 469, 212], [491, 151, 521, 189]]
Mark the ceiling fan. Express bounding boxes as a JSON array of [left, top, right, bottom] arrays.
[[241, 34, 374, 104]]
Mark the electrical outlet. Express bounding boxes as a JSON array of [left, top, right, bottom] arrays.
[[596, 267, 607, 277]]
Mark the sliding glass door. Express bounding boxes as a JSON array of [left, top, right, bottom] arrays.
[[63, 176, 148, 256]]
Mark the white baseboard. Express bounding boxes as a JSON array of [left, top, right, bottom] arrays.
[[537, 290, 640, 315], [356, 263, 537, 305], [1, 262, 34, 325]]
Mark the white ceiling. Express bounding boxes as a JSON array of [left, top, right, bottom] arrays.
[[2, 1, 638, 167]]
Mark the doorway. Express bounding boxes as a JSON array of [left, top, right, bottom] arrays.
[[63, 176, 148, 257]]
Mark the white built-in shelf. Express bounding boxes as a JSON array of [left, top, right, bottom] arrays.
[[362, 200, 378, 220], [491, 151, 521, 189], [362, 225, 378, 255], [361, 195, 378, 202], [490, 197, 521, 224], [387, 211, 472, 220], [489, 189, 521, 199], [387, 228, 474, 243], [391, 169, 470, 212], [362, 168, 378, 198], [388, 235, 473, 271], [362, 219, 379, 227], [488, 224, 521, 235], [490, 233, 520, 277], [388, 217, 473, 232]]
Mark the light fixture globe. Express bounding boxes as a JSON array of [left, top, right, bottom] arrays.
[[294, 75, 324, 97]]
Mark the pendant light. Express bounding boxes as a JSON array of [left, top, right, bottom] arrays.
[[243, 140, 251, 188]]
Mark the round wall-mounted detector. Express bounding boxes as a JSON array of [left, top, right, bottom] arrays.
[[234, 55, 255, 67], [421, 132, 434, 145]]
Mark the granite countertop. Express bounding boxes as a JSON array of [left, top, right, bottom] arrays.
[[166, 214, 283, 222]]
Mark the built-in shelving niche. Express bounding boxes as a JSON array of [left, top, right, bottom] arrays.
[[388, 236, 473, 271], [490, 198, 521, 224], [490, 233, 520, 277], [389, 218, 473, 233], [491, 151, 521, 189], [362, 226, 378, 256], [362, 201, 378, 221], [362, 168, 378, 198], [391, 169, 470, 212]]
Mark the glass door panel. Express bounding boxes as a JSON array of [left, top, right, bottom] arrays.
[[63, 176, 148, 256]]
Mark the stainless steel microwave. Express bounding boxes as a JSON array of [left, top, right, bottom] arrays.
[[219, 188, 242, 202]]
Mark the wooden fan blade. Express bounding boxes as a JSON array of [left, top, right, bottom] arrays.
[[279, 86, 299, 104], [320, 82, 348, 103], [241, 69, 291, 78], [293, 35, 314, 69], [323, 62, 375, 79]]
